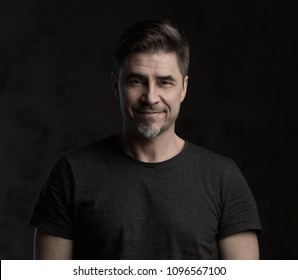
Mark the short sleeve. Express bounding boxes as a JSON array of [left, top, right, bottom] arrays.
[[217, 160, 262, 239], [29, 156, 74, 239]]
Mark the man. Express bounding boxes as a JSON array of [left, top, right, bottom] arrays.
[[30, 20, 261, 259]]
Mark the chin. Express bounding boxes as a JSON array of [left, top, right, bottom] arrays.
[[137, 126, 162, 139]]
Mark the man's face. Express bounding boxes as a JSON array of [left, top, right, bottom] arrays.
[[113, 52, 188, 139]]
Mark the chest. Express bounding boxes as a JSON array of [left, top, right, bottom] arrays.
[[74, 167, 220, 242]]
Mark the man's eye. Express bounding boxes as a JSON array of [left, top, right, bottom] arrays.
[[129, 79, 142, 85], [160, 81, 173, 86]]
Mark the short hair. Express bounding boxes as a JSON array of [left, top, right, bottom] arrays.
[[113, 20, 189, 77]]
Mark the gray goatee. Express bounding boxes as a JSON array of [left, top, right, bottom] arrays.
[[137, 119, 161, 138]]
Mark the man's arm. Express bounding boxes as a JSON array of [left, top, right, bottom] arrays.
[[218, 231, 260, 259], [33, 228, 73, 259]]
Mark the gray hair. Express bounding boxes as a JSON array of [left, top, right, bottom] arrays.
[[113, 20, 190, 77]]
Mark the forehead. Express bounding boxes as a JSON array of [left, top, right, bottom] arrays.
[[120, 52, 181, 77]]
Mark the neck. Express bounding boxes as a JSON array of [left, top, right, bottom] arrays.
[[118, 129, 185, 163]]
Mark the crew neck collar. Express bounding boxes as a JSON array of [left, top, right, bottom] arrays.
[[112, 133, 188, 168]]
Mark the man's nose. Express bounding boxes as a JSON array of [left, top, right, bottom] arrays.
[[141, 84, 160, 104]]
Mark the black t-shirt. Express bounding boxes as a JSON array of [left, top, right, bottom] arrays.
[[30, 134, 261, 259]]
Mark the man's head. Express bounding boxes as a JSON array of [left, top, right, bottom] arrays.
[[112, 20, 190, 140], [113, 20, 189, 78]]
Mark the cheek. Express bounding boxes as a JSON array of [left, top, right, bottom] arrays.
[[121, 87, 140, 102], [119, 92, 138, 115], [164, 93, 183, 111]]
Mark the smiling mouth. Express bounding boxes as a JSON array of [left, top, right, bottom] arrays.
[[136, 111, 164, 117], [138, 111, 161, 114]]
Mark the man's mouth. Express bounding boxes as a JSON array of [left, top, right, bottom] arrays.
[[136, 110, 163, 117]]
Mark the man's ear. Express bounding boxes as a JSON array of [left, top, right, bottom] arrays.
[[181, 75, 188, 102], [111, 72, 119, 99]]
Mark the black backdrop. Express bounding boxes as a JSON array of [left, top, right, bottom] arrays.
[[1, 0, 297, 259]]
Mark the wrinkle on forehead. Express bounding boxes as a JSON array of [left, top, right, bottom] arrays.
[[121, 52, 181, 79]]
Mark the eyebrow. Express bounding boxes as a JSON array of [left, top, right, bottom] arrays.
[[124, 72, 146, 80], [156, 75, 177, 83], [124, 72, 177, 82]]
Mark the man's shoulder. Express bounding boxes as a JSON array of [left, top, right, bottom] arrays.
[[186, 140, 236, 169], [185, 141, 244, 184], [61, 134, 119, 163]]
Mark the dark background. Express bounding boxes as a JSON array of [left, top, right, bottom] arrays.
[[1, 0, 297, 259]]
